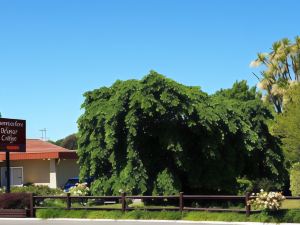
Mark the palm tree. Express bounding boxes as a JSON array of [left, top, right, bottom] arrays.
[[251, 36, 300, 113]]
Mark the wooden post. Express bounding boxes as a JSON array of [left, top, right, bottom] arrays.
[[66, 193, 71, 210], [29, 193, 34, 217], [245, 192, 251, 217], [121, 192, 126, 212], [179, 192, 184, 212]]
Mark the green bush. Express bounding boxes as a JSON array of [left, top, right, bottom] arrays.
[[290, 162, 300, 196], [252, 178, 283, 192], [152, 169, 181, 195], [36, 209, 300, 222], [10, 185, 63, 196], [236, 177, 253, 195]]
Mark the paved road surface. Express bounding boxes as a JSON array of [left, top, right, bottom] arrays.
[[0, 219, 243, 225]]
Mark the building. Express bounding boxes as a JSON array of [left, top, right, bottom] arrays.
[[0, 139, 79, 188]]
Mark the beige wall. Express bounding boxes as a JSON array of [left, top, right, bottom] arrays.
[[0, 159, 50, 186], [56, 159, 80, 188], [0, 158, 79, 188]]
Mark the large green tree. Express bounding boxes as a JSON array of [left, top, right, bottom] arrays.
[[214, 81, 287, 190], [77, 72, 286, 195]]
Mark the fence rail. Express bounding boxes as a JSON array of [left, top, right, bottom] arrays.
[[285, 196, 300, 200]]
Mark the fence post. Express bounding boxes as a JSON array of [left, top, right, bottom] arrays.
[[121, 192, 126, 212], [179, 192, 184, 212], [66, 193, 71, 210], [29, 193, 34, 218], [245, 192, 251, 217]]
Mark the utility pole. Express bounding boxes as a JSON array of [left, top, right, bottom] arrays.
[[39, 128, 47, 141]]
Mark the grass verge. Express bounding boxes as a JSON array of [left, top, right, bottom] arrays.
[[36, 209, 300, 223], [282, 199, 300, 209]]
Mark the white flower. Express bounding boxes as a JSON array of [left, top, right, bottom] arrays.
[[248, 190, 285, 211]]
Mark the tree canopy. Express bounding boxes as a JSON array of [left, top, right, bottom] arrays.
[[77, 72, 286, 195], [49, 134, 78, 150]]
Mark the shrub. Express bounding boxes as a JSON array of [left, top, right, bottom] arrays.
[[152, 169, 180, 196], [290, 162, 300, 196], [36, 209, 300, 222], [252, 178, 283, 192], [236, 177, 253, 195], [10, 185, 63, 196], [0, 193, 30, 209], [248, 189, 285, 210], [0, 187, 5, 194], [0, 185, 63, 196]]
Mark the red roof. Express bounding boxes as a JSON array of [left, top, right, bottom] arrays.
[[0, 139, 78, 161]]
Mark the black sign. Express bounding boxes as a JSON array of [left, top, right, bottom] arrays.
[[0, 118, 26, 152]]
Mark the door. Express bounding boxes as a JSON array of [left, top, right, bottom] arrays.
[[0, 167, 6, 186], [0, 167, 23, 186], [11, 168, 23, 186]]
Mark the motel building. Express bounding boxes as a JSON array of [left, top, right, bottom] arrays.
[[0, 139, 79, 188]]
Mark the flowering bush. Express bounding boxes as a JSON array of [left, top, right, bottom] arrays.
[[0, 187, 5, 194], [248, 189, 285, 211], [69, 183, 90, 196]]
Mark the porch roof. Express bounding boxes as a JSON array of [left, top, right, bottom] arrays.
[[0, 139, 77, 161]]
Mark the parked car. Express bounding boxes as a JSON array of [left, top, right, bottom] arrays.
[[63, 177, 93, 192], [63, 177, 79, 192]]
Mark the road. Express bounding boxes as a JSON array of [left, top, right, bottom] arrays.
[[0, 219, 247, 225]]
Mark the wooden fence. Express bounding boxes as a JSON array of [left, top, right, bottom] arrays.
[[0, 193, 298, 218], [32, 192, 259, 217]]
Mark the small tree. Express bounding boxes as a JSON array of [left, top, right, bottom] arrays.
[[61, 134, 78, 150], [52, 134, 78, 150], [290, 163, 300, 196]]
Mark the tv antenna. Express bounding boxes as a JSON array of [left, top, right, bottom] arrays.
[[40, 128, 47, 141]]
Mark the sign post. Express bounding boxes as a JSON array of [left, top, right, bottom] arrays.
[[5, 151, 10, 193], [0, 118, 26, 193]]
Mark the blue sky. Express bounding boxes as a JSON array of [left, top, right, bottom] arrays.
[[0, 0, 299, 140]]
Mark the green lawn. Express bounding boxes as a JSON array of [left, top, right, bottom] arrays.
[[40, 198, 300, 211], [41, 200, 178, 209], [282, 199, 300, 209]]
